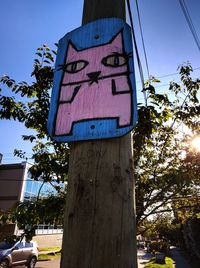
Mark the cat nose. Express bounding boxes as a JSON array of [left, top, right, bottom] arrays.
[[87, 71, 101, 83]]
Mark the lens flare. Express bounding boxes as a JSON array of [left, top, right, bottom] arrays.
[[191, 136, 200, 152]]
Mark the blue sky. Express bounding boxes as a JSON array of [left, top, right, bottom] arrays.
[[0, 0, 200, 163]]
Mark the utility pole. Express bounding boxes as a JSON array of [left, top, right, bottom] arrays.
[[60, 0, 137, 267]]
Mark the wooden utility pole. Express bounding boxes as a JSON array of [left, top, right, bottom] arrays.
[[60, 0, 137, 267]]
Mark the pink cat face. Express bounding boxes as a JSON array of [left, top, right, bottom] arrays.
[[61, 33, 128, 86], [55, 32, 132, 136]]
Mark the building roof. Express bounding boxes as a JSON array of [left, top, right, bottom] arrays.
[[0, 162, 27, 170]]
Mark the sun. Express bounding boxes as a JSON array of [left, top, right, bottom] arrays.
[[191, 136, 200, 152]]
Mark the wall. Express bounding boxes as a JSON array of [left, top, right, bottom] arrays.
[[0, 224, 16, 240], [33, 234, 63, 248], [0, 163, 25, 211]]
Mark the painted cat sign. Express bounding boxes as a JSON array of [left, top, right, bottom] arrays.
[[48, 18, 137, 142]]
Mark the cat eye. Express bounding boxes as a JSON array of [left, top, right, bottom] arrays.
[[59, 60, 88, 73], [102, 54, 127, 67]]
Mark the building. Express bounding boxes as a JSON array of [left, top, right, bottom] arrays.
[[0, 161, 28, 212], [0, 160, 63, 247]]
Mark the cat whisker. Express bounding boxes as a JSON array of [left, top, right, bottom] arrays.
[[61, 71, 133, 87], [99, 71, 133, 81], [57, 64, 66, 71]]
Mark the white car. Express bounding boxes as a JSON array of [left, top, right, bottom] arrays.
[[0, 240, 38, 268]]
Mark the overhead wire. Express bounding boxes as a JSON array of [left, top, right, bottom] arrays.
[[178, 0, 200, 52], [128, 0, 200, 104], [157, 66, 200, 79], [126, 0, 147, 106], [135, 0, 150, 80]]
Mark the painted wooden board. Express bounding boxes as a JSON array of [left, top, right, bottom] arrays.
[[48, 18, 137, 142]]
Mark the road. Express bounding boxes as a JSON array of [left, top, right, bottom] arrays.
[[137, 249, 152, 268], [15, 258, 60, 268], [35, 258, 60, 268], [137, 247, 193, 268], [17, 252, 148, 268], [16, 248, 192, 268], [35, 252, 148, 268], [170, 247, 191, 268]]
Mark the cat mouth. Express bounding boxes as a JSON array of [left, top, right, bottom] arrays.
[[61, 71, 132, 87]]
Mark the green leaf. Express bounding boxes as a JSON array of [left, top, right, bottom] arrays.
[[153, 78, 160, 83], [44, 60, 51, 64], [36, 52, 42, 57], [34, 59, 40, 64]]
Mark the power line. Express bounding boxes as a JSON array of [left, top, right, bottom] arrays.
[[1, 153, 33, 156], [135, 66, 200, 89], [0, 179, 39, 182], [0, 179, 61, 183], [126, 0, 147, 106], [1, 157, 33, 159], [157, 67, 200, 79], [179, 0, 200, 52], [136, 66, 200, 82], [135, 0, 150, 80]]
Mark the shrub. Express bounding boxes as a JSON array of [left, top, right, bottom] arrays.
[[144, 257, 174, 268], [149, 241, 170, 254]]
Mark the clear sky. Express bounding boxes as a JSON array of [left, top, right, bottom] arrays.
[[0, 0, 200, 163]]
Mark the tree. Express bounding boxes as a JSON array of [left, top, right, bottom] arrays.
[[0, 190, 66, 241], [0, 47, 199, 238], [133, 64, 200, 227], [0, 44, 69, 184], [0, 45, 69, 239], [184, 213, 200, 259]]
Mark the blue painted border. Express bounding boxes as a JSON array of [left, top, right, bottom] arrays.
[[47, 18, 137, 142]]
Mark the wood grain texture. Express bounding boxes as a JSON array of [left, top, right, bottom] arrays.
[[61, 137, 137, 268], [82, 0, 126, 24], [60, 0, 137, 267]]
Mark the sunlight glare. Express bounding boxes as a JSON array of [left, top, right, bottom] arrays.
[[191, 136, 200, 152]]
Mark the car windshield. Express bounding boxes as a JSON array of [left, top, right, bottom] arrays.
[[0, 242, 12, 250]]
